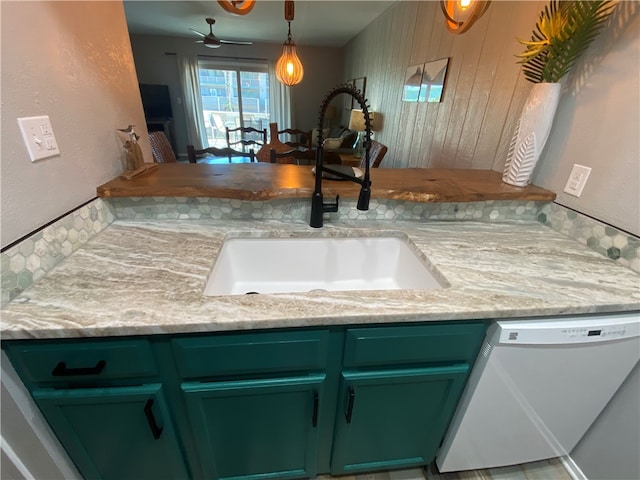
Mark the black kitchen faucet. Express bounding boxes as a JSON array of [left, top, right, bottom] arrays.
[[309, 84, 372, 228]]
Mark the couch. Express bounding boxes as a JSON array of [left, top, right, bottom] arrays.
[[311, 126, 358, 152]]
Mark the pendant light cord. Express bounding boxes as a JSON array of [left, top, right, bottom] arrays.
[[284, 21, 296, 46]]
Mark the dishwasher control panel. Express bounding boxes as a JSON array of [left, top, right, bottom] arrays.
[[494, 313, 640, 345]]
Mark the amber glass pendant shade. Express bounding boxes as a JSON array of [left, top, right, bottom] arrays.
[[276, 29, 304, 86], [440, 0, 491, 34], [217, 0, 255, 16]]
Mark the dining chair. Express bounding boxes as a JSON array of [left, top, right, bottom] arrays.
[[225, 126, 267, 151], [187, 145, 255, 164], [278, 128, 312, 149], [359, 139, 388, 169], [149, 131, 177, 163], [269, 148, 299, 165], [269, 148, 340, 166]]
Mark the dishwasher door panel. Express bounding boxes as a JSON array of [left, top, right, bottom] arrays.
[[436, 316, 640, 473]]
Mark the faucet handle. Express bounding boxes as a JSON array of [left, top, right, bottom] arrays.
[[324, 195, 339, 213], [310, 194, 339, 228]]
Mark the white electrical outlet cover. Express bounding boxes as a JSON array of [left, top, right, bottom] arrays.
[[564, 164, 592, 197], [17, 115, 60, 162]]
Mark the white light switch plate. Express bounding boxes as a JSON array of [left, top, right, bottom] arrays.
[[17, 115, 60, 162], [564, 164, 591, 197]]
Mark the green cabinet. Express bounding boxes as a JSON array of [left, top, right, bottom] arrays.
[[183, 375, 325, 480], [330, 366, 469, 474], [3, 338, 190, 480], [33, 384, 190, 480], [330, 323, 487, 475], [2, 321, 487, 480], [172, 330, 331, 480]]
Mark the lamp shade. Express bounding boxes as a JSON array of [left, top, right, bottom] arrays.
[[276, 39, 304, 86], [348, 109, 378, 132]]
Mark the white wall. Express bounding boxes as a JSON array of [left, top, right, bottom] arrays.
[[0, 1, 150, 248], [129, 34, 344, 156], [571, 364, 640, 480], [532, 2, 640, 236]]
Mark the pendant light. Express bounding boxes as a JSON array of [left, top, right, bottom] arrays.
[[440, 0, 491, 34], [217, 0, 256, 16], [276, 1, 304, 86]]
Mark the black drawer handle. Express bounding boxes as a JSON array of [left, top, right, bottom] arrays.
[[312, 390, 319, 428], [345, 385, 355, 424], [52, 360, 106, 377], [144, 399, 164, 440]]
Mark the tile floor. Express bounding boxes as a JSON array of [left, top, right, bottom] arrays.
[[316, 458, 573, 480]]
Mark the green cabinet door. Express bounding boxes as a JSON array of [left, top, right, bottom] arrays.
[[182, 375, 326, 480], [33, 384, 190, 480], [330, 365, 470, 475]]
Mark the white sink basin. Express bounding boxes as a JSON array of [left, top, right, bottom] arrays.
[[204, 235, 446, 295]]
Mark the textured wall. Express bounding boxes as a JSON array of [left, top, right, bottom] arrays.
[[0, 1, 149, 248], [571, 364, 640, 480], [532, 2, 640, 236]]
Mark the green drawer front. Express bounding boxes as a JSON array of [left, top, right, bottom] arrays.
[[172, 330, 329, 378], [343, 322, 487, 368], [5, 338, 157, 385]]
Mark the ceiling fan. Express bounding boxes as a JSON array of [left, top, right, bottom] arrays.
[[189, 18, 253, 48]]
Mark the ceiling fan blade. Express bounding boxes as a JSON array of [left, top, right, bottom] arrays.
[[219, 39, 253, 45], [192, 17, 251, 48], [189, 28, 207, 38]]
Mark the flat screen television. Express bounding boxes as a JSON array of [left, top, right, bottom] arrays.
[[139, 83, 173, 120]]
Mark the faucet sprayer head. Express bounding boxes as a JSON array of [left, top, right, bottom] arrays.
[[357, 185, 371, 211]]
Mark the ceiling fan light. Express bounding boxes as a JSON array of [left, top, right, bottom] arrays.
[[204, 38, 221, 48], [276, 40, 304, 86]]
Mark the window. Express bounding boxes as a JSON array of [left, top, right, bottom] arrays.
[[198, 59, 270, 148]]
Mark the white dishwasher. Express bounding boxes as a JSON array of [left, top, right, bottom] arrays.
[[436, 312, 640, 472]]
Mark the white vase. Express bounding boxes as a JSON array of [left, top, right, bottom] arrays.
[[502, 82, 561, 187]]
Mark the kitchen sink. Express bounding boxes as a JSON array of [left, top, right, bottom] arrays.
[[204, 234, 446, 295]]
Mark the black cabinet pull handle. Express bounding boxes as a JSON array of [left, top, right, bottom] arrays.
[[345, 385, 355, 424], [144, 399, 164, 440], [312, 390, 319, 427], [52, 360, 106, 377]]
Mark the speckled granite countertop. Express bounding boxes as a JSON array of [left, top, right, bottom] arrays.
[[1, 218, 639, 340]]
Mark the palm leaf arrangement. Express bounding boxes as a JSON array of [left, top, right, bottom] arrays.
[[516, 0, 616, 83]]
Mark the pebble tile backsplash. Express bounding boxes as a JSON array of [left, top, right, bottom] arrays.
[[539, 202, 639, 273], [109, 197, 545, 222], [2, 197, 638, 307], [1, 199, 114, 306]]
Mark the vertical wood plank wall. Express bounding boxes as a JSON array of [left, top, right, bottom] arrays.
[[343, 1, 546, 172]]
